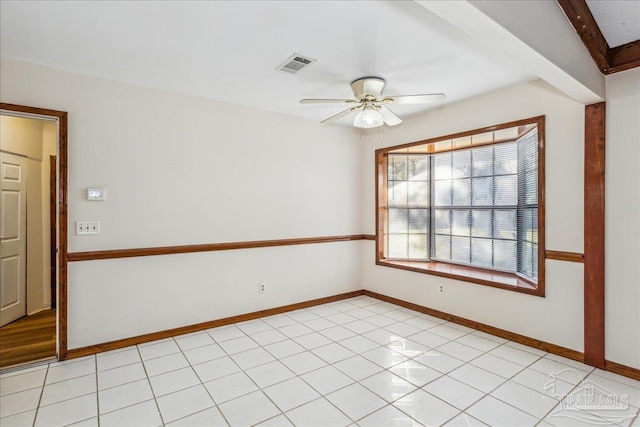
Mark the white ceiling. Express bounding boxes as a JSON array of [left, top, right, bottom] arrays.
[[586, 0, 640, 48], [0, 1, 535, 125]]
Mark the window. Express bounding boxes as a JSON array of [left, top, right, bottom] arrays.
[[376, 117, 544, 295]]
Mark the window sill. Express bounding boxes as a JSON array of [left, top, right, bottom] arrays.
[[376, 259, 543, 296]]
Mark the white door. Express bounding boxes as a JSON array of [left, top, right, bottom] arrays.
[[0, 152, 28, 327]]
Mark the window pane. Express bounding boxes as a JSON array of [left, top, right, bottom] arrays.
[[471, 210, 491, 237], [472, 177, 493, 206], [472, 146, 493, 177], [389, 234, 408, 258], [524, 171, 537, 204], [435, 209, 450, 234], [471, 238, 492, 267], [434, 180, 452, 206], [494, 209, 517, 240], [495, 175, 517, 206], [452, 210, 470, 236], [434, 153, 452, 180], [494, 240, 517, 271], [452, 150, 471, 178], [521, 241, 534, 277], [409, 234, 428, 259], [408, 157, 429, 180], [495, 143, 517, 175], [435, 235, 451, 260], [388, 181, 408, 207], [452, 178, 471, 206], [452, 236, 470, 263], [388, 208, 408, 233], [408, 181, 429, 206], [389, 156, 407, 180], [409, 209, 428, 232]]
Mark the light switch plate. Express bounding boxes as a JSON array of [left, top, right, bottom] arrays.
[[76, 221, 100, 235], [87, 188, 105, 200]]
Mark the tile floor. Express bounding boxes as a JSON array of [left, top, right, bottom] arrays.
[[1, 296, 639, 426]]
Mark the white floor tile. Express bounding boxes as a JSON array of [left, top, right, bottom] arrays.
[[100, 399, 162, 427], [149, 367, 201, 397], [192, 356, 240, 382], [207, 325, 245, 343], [138, 340, 181, 361], [437, 341, 483, 362], [423, 375, 484, 410], [471, 330, 508, 344], [443, 412, 489, 427], [386, 339, 430, 358], [326, 312, 359, 325], [218, 336, 259, 355], [264, 377, 320, 412], [383, 310, 417, 322], [454, 333, 502, 352], [358, 405, 422, 427], [236, 319, 272, 335], [183, 343, 226, 365], [361, 346, 408, 369], [334, 355, 383, 381], [251, 329, 288, 346], [279, 323, 314, 338], [364, 314, 398, 328], [343, 320, 378, 334], [40, 373, 96, 406], [489, 344, 543, 366], [384, 322, 421, 338], [34, 393, 97, 427], [293, 332, 333, 350], [582, 372, 640, 408], [46, 358, 95, 385], [165, 407, 227, 426], [281, 351, 327, 375], [263, 339, 306, 359], [300, 365, 354, 395], [67, 416, 99, 426], [98, 378, 154, 414], [413, 349, 465, 374], [544, 354, 596, 373], [0, 364, 47, 380], [0, 409, 36, 427], [156, 384, 215, 423], [285, 397, 351, 427], [308, 305, 341, 317], [256, 414, 293, 427], [528, 358, 590, 383], [363, 328, 403, 345], [448, 364, 506, 393], [592, 369, 640, 389], [403, 316, 440, 330], [504, 340, 548, 356], [410, 330, 450, 349], [98, 362, 147, 390], [0, 387, 42, 418], [304, 317, 336, 331], [388, 359, 442, 387], [311, 343, 355, 364], [491, 380, 559, 418], [0, 368, 47, 396], [338, 335, 379, 354], [174, 332, 215, 351], [319, 326, 357, 342], [144, 352, 189, 377], [262, 314, 297, 329], [327, 383, 386, 421], [467, 395, 538, 427], [204, 371, 258, 404], [359, 370, 417, 403], [511, 368, 574, 400], [470, 353, 526, 378], [362, 303, 395, 315], [97, 347, 141, 372], [218, 390, 279, 427], [287, 310, 320, 323], [230, 347, 275, 370], [393, 389, 460, 426], [245, 360, 295, 388]]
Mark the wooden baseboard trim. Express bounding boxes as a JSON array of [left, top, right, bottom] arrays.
[[363, 234, 376, 241], [65, 290, 364, 359], [68, 235, 367, 262], [604, 360, 640, 381], [362, 290, 584, 362], [545, 250, 585, 263]]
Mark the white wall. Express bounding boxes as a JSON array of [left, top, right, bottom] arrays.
[[605, 68, 640, 369], [1, 58, 362, 349], [361, 80, 586, 352]]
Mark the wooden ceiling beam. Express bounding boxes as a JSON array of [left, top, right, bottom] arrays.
[[557, 0, 640, 75]]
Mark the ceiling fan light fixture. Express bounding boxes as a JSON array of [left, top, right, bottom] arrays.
[[354, 106, 384, 128]]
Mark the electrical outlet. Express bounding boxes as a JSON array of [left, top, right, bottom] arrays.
[[439, 284, 445, 294], [76, 221, 100, 235], [259, 282, 267, 294]]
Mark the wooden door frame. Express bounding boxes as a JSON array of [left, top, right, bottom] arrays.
[[0, 103, 68, 360], [50, 155, 57, 309]]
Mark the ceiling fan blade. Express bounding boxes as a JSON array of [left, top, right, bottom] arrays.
[[379, 106, 402, 126], [382, 93, 446, 105], [321, 105, 363, 124], [300, 98, 359, 104]]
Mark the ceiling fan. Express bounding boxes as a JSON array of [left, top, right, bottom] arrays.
[[300, 77, 445, 128]]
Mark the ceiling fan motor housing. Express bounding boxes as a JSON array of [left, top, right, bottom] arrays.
[[351, 77, 386, 100]]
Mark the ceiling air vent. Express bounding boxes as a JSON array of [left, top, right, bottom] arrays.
[[277, 54, 316, 74]]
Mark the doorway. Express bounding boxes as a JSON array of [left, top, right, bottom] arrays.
[[0, 103, 68, 369]]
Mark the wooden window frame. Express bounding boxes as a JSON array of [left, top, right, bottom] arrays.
[[375, 116, 546, 297]]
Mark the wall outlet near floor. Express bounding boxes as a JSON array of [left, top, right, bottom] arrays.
[[439, 284, 445, 294], [259, 282, 267, 294], [76, 221, 100, 235]]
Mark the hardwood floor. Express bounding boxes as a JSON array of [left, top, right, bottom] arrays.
[[0, 309, 56, 369]]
